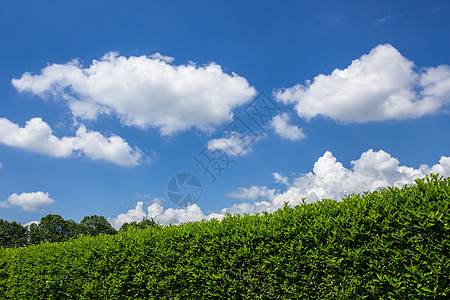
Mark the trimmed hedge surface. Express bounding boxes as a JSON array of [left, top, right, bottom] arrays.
[[1, 174, 449, 299]]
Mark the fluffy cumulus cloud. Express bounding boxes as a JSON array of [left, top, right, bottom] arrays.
[[270, 113, 305, 141], [110, 149, 450, 227], [109, 201, 223, 229], [12, 52, 256, 135], [420, 65, 450, 101], [264, 150, 450, 210], [275, 44, 450, 123], [0, 117, 143, 166], [146, 203, 217, 225], [0, 117, 73, 157], [0, 191, 54, 211], [72, 124, 143, 166], [109, 201, 147, 228], [24, 221, 40, 227]]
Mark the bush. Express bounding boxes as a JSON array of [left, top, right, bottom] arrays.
[[0, 174, 449, 299]]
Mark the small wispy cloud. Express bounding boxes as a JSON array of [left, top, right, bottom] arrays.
[[207, 131, 259, 157], [375, 14, 391, 25], [226, 186, 275, 200]]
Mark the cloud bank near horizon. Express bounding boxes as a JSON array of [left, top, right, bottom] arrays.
[[110, 149, 450, 228]]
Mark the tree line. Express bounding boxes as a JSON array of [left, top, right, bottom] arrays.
[[0, 214, 158, 248]]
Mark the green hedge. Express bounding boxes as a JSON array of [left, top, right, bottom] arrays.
[[1, 174, 449, 299]]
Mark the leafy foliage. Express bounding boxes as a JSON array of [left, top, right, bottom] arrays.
[[0, 174, 449, 299], [0, 219, 27, 248], [79, 215, 118, 236], [29, 214, 80, 244], [120, 217, 158, 232], [1, 214, 117, 248]]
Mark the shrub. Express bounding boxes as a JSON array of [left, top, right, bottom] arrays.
[[0, 174, 448, 299]]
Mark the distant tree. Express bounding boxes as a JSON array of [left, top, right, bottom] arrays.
[[29, 214, 80, 244], [79, 215, 117, 236], [65, 219, 81, 240], [120, 217, 158, 232], [28, 223, 40, 245], [0, 219, 27, 247], [119, 221, 137, 232], [137, 217, 158, 229]]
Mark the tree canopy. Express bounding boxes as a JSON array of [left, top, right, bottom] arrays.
[[79, 215, 117, 236], [0, 219, 28, 248], [1, 214, 119, 248], [120, 217, 158, 232]]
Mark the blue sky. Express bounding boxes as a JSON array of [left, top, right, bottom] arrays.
[[1, 1, 449, 227]]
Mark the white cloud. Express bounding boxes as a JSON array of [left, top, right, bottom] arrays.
[[219, 201, 273, 216], [1, 191, 54, 211], [270, 113, 305, 141], [110, 149, 450, 227], [0, 117, 74, 157], [12, 52, 257, 135], [72, 124, 143, 166], [421, 156, 450, 177], [109, 201, 147, 228], [109, 202, 223, 229], [147, 203, 211, 225], [273, 172, 289, 186], [269, 150, 450, 210], [226, 186, 275, 200], [207, 131, 257, 156], [24, 220, 39, 227], [275, 44, 450, 123], [0, 117, 143, 166], [0, 162, 2, 168], [420, 65, 450, 102]]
